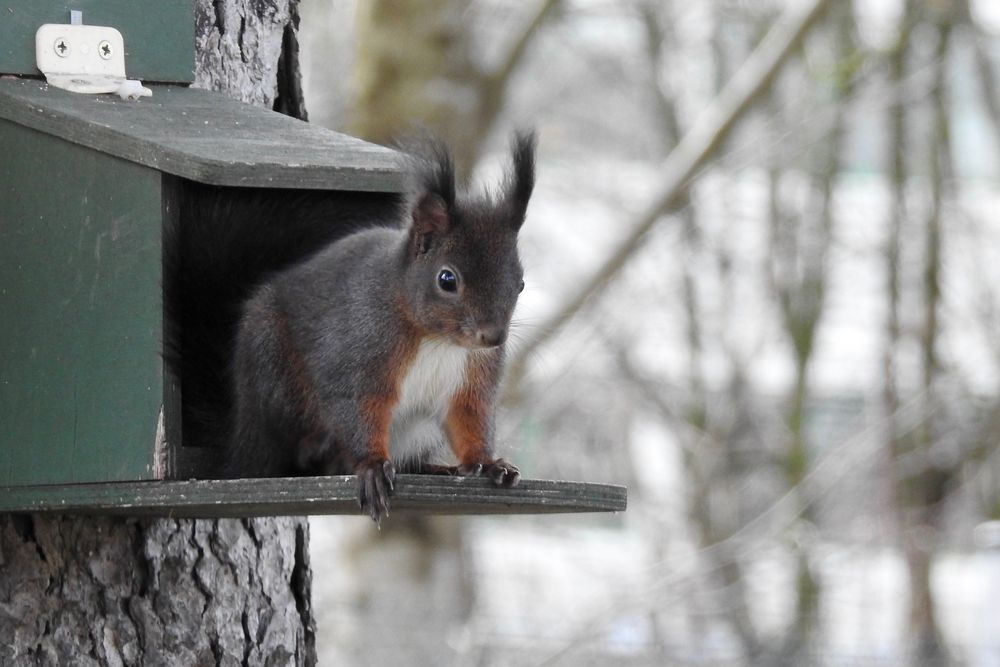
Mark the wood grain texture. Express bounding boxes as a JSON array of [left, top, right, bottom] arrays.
[[0, 78, 405, 191], [0, 476, 628, 518]]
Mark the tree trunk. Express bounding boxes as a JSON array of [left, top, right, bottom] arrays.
[[193, 0, 307, 117], [0, 516, 313, 666], [0, 2, 315, 665]]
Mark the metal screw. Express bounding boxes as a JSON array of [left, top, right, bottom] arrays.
[[54, 38, 69, 58], [98, 40, 113, 60]]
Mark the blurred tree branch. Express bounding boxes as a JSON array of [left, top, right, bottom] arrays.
[[475, 0, 562, 143], [505, 0, 834, 397], [637, 1, 705, 410], [904, 5, 953, 664], [767, 2, 856, 656], [636, 1, 762, 657], [614, 340, 764, 659], [882, 1, 954, 662], [352, 0, 560, 176], [883, 0, 916, 543]]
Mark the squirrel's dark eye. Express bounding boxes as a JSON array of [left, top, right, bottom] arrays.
[[518, 279, 525, 294], [437, 268, 458, 293]]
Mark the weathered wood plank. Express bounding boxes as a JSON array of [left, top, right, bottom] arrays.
[[0, 78, 406, 191], [0, 476, 628, 518]]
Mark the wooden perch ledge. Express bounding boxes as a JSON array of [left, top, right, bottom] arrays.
[[0, 476, 627, 518]]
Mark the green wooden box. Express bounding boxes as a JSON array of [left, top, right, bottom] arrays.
[[0, 0, 406, 493], [0, 79, 405, 488]]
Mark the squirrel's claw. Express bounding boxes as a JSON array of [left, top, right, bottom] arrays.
[[450, 459, 520, 487], [421, 459, 520, 487], [482, 459, 520, 488], [356, 458, 396, 524]]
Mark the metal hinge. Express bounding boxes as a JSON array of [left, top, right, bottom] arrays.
[[34, 11, 151, 100]]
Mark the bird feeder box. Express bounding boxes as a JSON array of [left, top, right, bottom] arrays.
[[0, 2, 626, 517]]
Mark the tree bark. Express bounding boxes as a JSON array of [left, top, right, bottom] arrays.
[[0, 2, 315, 665], [193, 0, 307, 117], [0, 516, 313, 666]]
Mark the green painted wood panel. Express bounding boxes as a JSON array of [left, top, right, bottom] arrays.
[[0, 0, 194, 83], [0, 476, 629, 518], [0, 119, 163, 485], [0, 79, 406, 192]]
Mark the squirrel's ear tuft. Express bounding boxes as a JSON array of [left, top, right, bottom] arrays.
[[400, 135, 458, 254], [504, 130, 536, 230], [403, 135, 457, 209]]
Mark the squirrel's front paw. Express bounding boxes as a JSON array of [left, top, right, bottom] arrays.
[[355, 457, 396, 524], [483, 458, 520, 487], [464, 458, 520, 488]]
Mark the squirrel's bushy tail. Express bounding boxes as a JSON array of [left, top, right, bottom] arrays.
[[162, 181, 400, 464]]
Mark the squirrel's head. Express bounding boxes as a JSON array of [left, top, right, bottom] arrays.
[[402, 131, 535, 350]]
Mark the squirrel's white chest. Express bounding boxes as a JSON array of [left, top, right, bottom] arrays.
[[389, 338, 469, 462]]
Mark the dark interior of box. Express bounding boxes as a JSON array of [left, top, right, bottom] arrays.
[[161, 177, 403, 480]]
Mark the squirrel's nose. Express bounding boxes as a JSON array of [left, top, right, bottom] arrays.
[[476, 325, 506, 348]]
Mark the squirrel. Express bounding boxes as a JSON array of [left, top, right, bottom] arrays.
[[165, 132, 536, 523]]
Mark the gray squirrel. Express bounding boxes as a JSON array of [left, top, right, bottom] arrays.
[[214, 132, 536, 521]]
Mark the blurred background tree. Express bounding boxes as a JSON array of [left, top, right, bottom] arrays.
[[301, 0, 1000, 665]]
